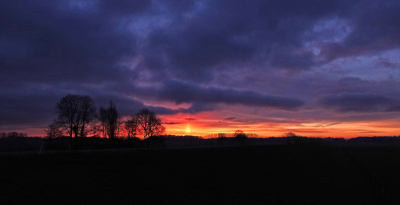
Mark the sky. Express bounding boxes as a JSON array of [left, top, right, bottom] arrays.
[[1, 0, 400, 138]]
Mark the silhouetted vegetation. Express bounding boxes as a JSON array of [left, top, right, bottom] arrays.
[[98, 101, 121, 141], [234, 130, 248, 145], [135, 108, 166, 148], [125, 115, 139, 139], [347, 136, 400, 145], [0, 132, 41, 152], [55, 94, 96, 149], [2, 131, 400, 203], [4, 130, 400, 153], [46, 95, 170, 149], [0, 144, 389, 204], [44, 120, 63, 139], [216, 133, 227, 145], [136, 109, 165, 138]]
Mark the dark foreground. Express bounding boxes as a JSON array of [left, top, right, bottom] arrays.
[[0, 145, 395, 204]]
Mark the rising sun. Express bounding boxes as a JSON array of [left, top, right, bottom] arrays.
[[186, 124, 191, 133]]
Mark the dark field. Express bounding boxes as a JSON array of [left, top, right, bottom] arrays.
[[0, 145, 395, 204], [349, 146, 400, 202]]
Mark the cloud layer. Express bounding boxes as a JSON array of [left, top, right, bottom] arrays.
[[1, 0, 400, 136]]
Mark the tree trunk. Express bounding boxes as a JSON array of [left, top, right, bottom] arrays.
[[80, 125, 85, 149], [69, 125, 73, 150]]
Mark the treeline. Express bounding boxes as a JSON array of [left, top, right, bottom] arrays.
[[0, 132, 42, 152], [347, 136, 400, 144], [204, 131, 259, 139], [46, 94, 165, 150], [3, 133, 400, 152], [0, 132, 29, 138]]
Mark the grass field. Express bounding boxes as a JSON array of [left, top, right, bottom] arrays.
[[0, 145, 389, 204], [348, 146, 400, 203]]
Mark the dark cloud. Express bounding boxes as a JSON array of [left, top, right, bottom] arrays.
[[142, 0, 372, 80], [1, 0, 400, 134], [163, 122, 182, 125], [321, 122, 341, 128], [178, 102, 217, 114], [319, 93, 400, 112], [184, 118, 197, 121], [223, 117, 236, 121], [221, 117, 249, 123], [98, 0, 151, 16], [377, 58, 396, 68], [159, 80, 304, 110], [320, 0, 400, 60], [0, 0, 142, 88], [147, 31, 255, 82], [269, 48, 316, 70], [0, 92, 60, 126]]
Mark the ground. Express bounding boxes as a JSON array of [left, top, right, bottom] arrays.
[[0, 145, 392, 204]]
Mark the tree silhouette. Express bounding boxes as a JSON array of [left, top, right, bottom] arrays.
[[76, 95, 96, 139], [98, 106, 107, 138], [136, 108, 165, 145], [56, 94, 80, 147], [99, 101, 120, 140], [284, 132, 297, 137], [234, 130, 247, 145], [44, 120, 63, 139], [125, 115, 139, 139], [217, 133, 227, 146], [5, 132, 27, 138], [56, 94, 96, 149], [217, 133, 227, 139]]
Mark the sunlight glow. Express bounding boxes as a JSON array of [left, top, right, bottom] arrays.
[[186, 124, 191, 133]]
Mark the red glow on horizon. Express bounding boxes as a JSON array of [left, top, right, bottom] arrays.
[[160, 113, 400, 139], [4, 112, 400, 139]]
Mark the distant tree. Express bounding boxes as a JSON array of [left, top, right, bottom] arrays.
[[7, 132, 27, 138], [285, 132, 305, 145], [0, 132, 6, 139], [7, 132, 17, 138], [98, 106, 107, 138], [56, 94, 96, 149], [234, 130, 248, 139], [44, 121, 63, 139], [125, 115, 139, 139], [136, 108, 165, 140], [56, 95, 79, 145], [217, 133, 227, 145], [283, 132, 297, 137], [99, 101, 120, 140], [234, 130, 248, 145], [217, 133, 227, 139], [90, 123, 103, 138], [76, 95, 96, 139], [116, 118, 124, 139]]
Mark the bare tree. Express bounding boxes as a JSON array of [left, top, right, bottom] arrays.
[[99, 101, 119, 140], [217, 133, 227, 146], [76, 95, 96, 139], [283, 132, 297, 137], [136, 108, 165, 140], [44, 120, 63, 139], [116, 118, 124, 139], [125, 115, 139, 139], [56, 94, 96, 149], [234, 130, 247, 145], [57, 94, 80, 146], [234, 130, 247, 139], [6, 132, 27, 138], [98, 107, 107, 138]]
